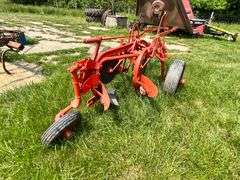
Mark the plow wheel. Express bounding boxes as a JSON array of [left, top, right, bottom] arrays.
[[163, 60, 186, 94], [41, 112, 81, 146]]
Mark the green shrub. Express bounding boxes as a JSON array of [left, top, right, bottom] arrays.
[[191, 0, 228, 10], [10, 0, 48, 5], [10, 0, 136, 11], [190, 0, 240, 13], [226, 0, 240, 14], [8, 0, 240, 14]]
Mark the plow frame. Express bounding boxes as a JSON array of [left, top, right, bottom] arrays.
[[56, 26, 175, 120]]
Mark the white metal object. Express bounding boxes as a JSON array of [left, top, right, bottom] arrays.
[[105, 15, 128, 28]]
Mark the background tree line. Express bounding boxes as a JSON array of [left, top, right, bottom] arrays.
[[9, 0, 240, 15]]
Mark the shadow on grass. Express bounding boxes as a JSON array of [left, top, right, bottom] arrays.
[[109, 106, 123, 126], [171, 31, 233, 43], [93, 100, 124, 125]]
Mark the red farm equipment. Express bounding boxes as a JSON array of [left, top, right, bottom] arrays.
[[41, 18, 186, 145], [136, 0, 238, 41]]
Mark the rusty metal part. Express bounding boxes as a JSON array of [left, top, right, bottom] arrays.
[[7, 41, 24, 50], [137, 0, 192, 31], [0, 49, 10, 74], [137, 0, 176, 27], [0, 30, 25, 46], [152, 0, 166, 14], [136, 0, 238, 41], [0, 30, 26, 74], [0, 49, 19, 74]]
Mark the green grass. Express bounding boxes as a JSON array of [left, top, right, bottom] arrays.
[[0, 2, 240, 179], [25, 36, 39, 45], [0, 0, 83, 16]]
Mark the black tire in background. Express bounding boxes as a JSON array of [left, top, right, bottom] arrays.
[[101, 9, 113, 25], [41, 112, 81, 146], [163, 60, 186, 94], [86, 16, 101, 23], [85, 8, 105, 17]]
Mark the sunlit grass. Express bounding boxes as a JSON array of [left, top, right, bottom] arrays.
[[0, 3, 240, 179]]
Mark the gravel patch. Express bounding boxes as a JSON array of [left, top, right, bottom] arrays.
[[88, 26, 110, 31], [0, 61, 44, 94]]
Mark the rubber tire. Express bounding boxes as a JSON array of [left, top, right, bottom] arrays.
[[86, 16, 101, 23], [41, 112, 81, 146], [86, 16, 101, 22], [85, 8, 105, 17], [163, 60, 186, 94], [101, 9, 113, 25]]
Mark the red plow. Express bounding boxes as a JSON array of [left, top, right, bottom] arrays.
[[42, 21, 186, 145]]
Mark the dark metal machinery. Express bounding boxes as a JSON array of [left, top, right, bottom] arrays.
[[136, 0, 238, 41], [0, 30, 26, 74]]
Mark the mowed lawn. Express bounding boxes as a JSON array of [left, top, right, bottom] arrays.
[[0, 4, 240, 179]]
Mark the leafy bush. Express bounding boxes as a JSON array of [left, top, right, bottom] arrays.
[[10, 0, 48, 5], [226, 0, 240, 14], [10, 0, 136, 11], [9, 0, 240, 14], [191, 0, 228, 10]]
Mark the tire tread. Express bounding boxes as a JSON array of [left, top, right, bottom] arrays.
[[41, 112, 80, 145], [163, 60, 186, 94]]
